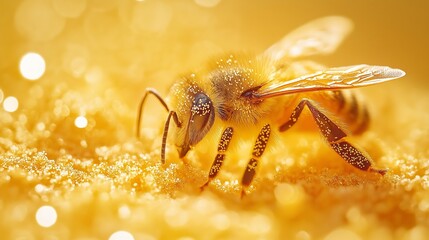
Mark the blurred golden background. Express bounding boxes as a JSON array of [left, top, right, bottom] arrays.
[[1, 0, 429, 239]]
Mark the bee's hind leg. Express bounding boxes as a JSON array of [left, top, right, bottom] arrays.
[[241, 124, 271, 198], [279, 99, 386, 175], [200, 127, 234, 190]]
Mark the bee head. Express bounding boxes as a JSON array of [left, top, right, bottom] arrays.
[[177, 92, 215, 157]]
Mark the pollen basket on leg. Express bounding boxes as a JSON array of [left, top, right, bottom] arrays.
[[282, 99, 377, 173], [306, 100, 346, 142], [252, 124, 271, 158], [218, 127, 233, 152], [279, 100, 305, 132], [240, 124, 272, 194], [202, 127, 234, 188], [242, 158, 258, 187], [330, 141, 371, 170], [209, 154, 226, 177]]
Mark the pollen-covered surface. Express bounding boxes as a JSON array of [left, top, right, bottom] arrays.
[[209, 54, 276, 126], [1, 1, 429, 240]]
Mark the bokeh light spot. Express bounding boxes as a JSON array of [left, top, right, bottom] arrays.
[[194, 0, 221, 8], [109, 231, 135, 240], [35, 205, 57, 228], [324, 228, 361, 240], [14, 0, 65, 41], [84, 66, 103, 84], [70, 57, 88, 78], [118, 205, 131, 219], [126, 1, 172, 33], [3, 96, 19, 112], [52, 0, 87, 18], [74, 116, 88, 128], [19, 52, 46, 80], [0, 89, 4, 103]]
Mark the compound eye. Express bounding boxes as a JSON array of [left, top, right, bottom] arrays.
[[177, 92, 215, 158], [241, 85, 263, 104], [189, 93, 215, 143], [191, 93, 213, 117]]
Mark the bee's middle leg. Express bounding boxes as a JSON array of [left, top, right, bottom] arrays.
[[279, 99, 386, 175], [241, 124, 271, 197], [200, 127, 234, 190]]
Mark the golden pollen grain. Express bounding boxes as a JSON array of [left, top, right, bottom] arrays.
[[109, 230, 135, 240], [74, 116, 88, 128], [3, 96, 19, 112], [35, 205, 57, 228], [19, 52, 46, 80]]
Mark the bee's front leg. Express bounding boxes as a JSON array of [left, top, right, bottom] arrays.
[[241, 124, 271, 198], [136, 88, 170, 138], [161, 111, 182, 164], [280, 99, 386, 175], [200, 127, 234, 190]]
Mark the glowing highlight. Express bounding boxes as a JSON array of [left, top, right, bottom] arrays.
[[35, 205, 57, 228], [74, 116, 88, 128], [3, 96, 19, 112], [19, 52, 46, 80]]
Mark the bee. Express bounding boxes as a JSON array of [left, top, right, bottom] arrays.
[[136, 16, 405, 196]]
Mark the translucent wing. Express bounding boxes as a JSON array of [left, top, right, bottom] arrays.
[[264, 16, 353, 61], [252, 65, 406, 99]]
